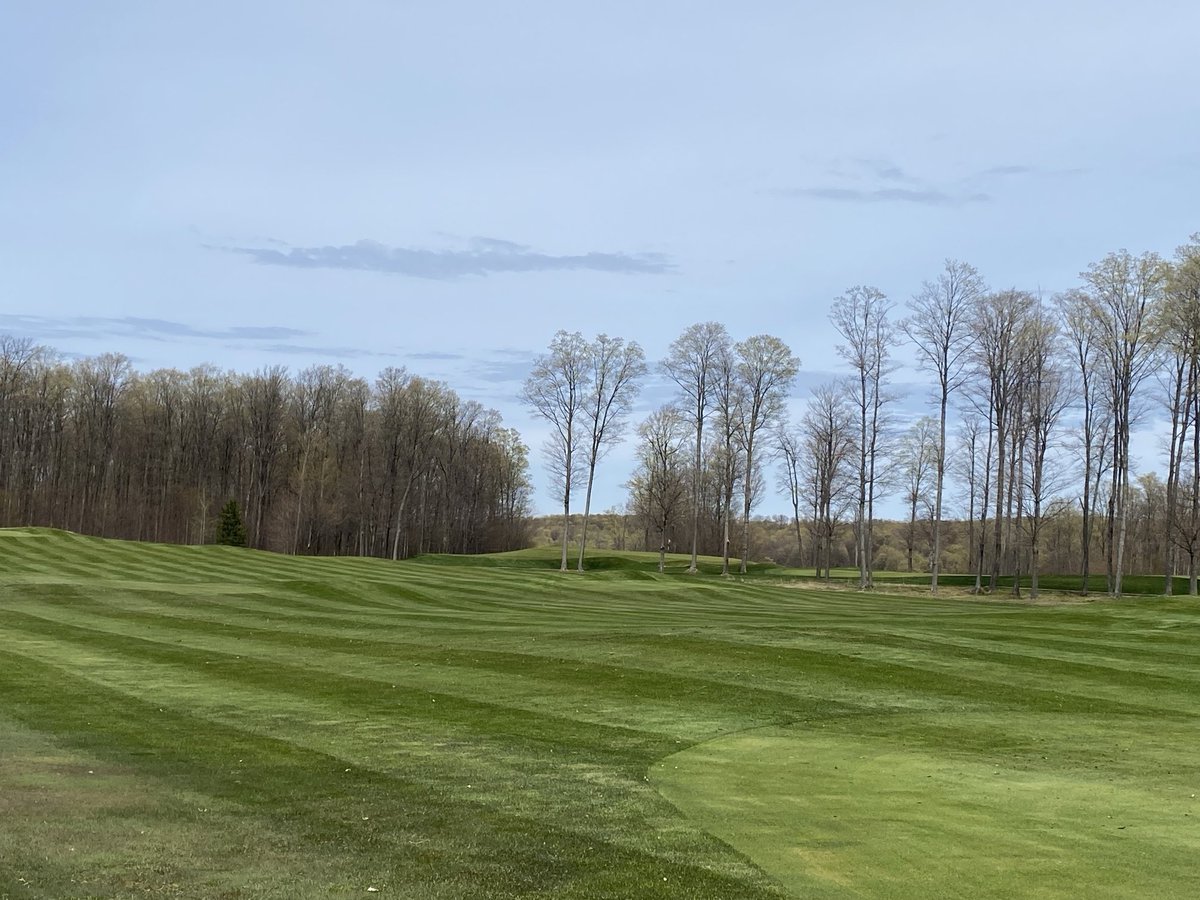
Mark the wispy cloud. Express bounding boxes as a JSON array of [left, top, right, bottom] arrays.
[[464, 357, 535, 383], [0, 315, 308, 343], [258, 343, 402, 359], [850, 158, 923, 185], [406, 351, 466, 361], [975, 164, 1035, 178], [775, 186, 989, 206], [776, 157, 991, 207], [218, 236, 674, 279]]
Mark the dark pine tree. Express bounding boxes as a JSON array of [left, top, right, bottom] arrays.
[[215, 499, 247, 547]]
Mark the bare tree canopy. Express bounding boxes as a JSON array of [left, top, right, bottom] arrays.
[[901, 259, 985, 592], [662, 322, 731, 573], [734, 334, 800, 574], [521, 330, 591, 571], [577, 334, 647, 571], [830, 285, 895, 589]]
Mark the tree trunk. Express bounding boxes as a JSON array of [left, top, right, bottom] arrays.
[[740, 431, 756, 575], [931, 389, 947, 593], [577, 458, 597, 572]]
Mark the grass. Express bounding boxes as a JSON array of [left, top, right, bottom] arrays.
[[1, 529, 1199, 897]]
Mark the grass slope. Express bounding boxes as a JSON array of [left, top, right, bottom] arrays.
[[1, 529, 1199, 898]]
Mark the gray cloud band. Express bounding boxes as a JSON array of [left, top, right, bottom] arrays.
[[222, 237, 673, 279]]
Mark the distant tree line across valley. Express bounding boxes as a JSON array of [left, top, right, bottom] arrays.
[[523, 234, 1200, 598]]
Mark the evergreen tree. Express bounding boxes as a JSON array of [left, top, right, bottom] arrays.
[[215, 499, 247, 547]]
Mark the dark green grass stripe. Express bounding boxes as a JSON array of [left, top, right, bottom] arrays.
[[44, 584, 1197, 721], [792, 627, 1200, 693], [0, 610, 698, 764], [5, 596, 865, 731], [0, 649, 783, 899], [616, 633, 1181, 718], [860, 620, 1200, 664], [18, 595, 1171, 729]]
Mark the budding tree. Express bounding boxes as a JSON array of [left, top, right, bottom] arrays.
[[1081, 250, 1166, 596], [521, 331, 590, 572], [901, 259, 984, 592], [662, 323, 731, 573], [830, 286, 895, 589], [734, 335, 800, 574], [577, 335, 647, 571]]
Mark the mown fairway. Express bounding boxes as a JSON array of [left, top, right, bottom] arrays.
[[2, 529, 1199, 898]]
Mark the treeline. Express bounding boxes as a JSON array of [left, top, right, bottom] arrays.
[[538, 485, 1185, 580], [0, 338, 532, 556], [610, 234, 1200, 596]]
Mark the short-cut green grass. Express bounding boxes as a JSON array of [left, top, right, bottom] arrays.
[[2, 529, 1199, 898]]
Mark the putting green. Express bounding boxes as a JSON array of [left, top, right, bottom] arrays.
[[652, 714, 1200, 899]]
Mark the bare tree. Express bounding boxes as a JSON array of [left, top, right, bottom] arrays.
[[1081, 251, 1167, 596], [971, 289, 1037, 591], [289, 365, 348, 554], [776, 425, 804, 566], [949, 415, 989, 590], [521, 330, 590, 571], [628, 406, 689, 573], [711, 344, 745, 575], [901, 259, 984, 591], [734, 335, 800, 574], [830, 286, 894, 589], [1160, 235, 1200, 594], [801, 383, 856, 579], [662, 323, 731, 573], [1021, 304, 1071, 598], [1058, 289, 1112, 595], [897, 416, 939, 573], [577, 335, 647, 570]]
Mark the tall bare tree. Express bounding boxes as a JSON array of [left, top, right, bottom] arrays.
[[734, 335, 800, 574], [801, 383, 856, 579], [1081, 250, 1166, 596], [1058, 289, 1111, 595], [628, 405, 689, 573], [521, 331, 590, 571], [577, 335, 647, 570], [1160, 235, 1200, 594], [898, 416, 939, 573], [901, 259, 984, 592], [830, 286, 894, 589], [1021, 303, 1071, 598], [712, 343, 745, 575], [662, 323, 730, 573], [971, 289, 1037, 591], [776, 425, 804, 566]]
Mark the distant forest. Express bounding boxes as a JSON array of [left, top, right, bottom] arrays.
[[0, 342, 531, 557]]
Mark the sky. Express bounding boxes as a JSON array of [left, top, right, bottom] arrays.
[[2, 1, 1199, 517]]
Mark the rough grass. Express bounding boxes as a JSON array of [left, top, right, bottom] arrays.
[[1, 528, 1199, 898]]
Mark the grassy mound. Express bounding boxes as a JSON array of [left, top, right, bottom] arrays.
[[2, 529, 1199, 897]]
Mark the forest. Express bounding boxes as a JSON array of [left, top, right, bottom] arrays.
[[0, 347, 532, 557]]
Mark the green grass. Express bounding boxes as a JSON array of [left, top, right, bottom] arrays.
[[2, 529, 1199, 898]]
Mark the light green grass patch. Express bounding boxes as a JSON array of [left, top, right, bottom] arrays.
[[653, 715, 1200, 899]]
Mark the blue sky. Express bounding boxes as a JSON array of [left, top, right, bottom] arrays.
[[2, 1, 1198, 516]]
